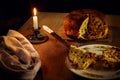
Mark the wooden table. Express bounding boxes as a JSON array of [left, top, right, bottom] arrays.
[[18, 12, 120, 80]]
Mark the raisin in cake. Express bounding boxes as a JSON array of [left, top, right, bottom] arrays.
[[64, 9, 108, 40]]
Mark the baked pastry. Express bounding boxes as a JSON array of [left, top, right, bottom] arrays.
[[68, 45, 96, 69], [101, 47, 120, 69], [91, 46, 120, 70], [103, 47, 120, 62], [68, 45, 120, 70], [64, 9, 108, 40]]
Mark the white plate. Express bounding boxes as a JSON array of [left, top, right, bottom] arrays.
[[65, 44, 120, 79]]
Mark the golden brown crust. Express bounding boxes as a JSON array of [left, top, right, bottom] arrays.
[[64, 9, 108, 40]]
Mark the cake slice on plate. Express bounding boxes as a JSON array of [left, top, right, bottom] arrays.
[[68, 45, 96, 69]]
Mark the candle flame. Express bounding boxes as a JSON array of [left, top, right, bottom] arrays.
[[33, 8, 37, 16]]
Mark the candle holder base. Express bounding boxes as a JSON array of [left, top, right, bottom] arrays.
[[27, 28, 48, 44]]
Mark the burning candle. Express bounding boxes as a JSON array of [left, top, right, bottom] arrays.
[[33, 8, 38, 29]]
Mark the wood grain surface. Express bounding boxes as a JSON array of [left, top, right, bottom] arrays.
[[18, 12, 120, 80], [18, 12, 76, 80]]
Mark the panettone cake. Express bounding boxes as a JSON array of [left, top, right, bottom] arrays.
[[64, 9, 108, 40]]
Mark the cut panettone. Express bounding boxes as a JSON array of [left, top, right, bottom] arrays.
[[64, 9, 108, 40], [68, 45, 96, 69], [98, 47, 120, 70], [68, 44, 120, 70], [103, 47, 120, 62]]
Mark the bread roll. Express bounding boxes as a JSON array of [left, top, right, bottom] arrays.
[[64, 9, 108, 40]]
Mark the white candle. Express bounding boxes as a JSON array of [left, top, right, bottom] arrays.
[[33, 8, 38, 29]]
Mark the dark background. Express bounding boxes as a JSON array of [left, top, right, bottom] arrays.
[[0, 0, 120, 35]]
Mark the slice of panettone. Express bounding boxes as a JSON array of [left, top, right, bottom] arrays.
[[68, 45, 96, 69], [100, 47, 120, 69], [103, 47, 120, 62]]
